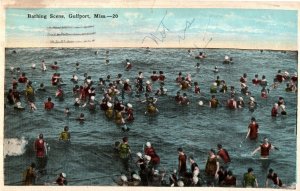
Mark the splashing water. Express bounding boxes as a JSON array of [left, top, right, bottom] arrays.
[[4, 137, 28, 158]]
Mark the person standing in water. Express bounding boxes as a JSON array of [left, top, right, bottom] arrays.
[[216, 144, 231, 168], [205, 149, 219, 186], [144, 142, 160, 169], [265, 168, 283, 188], [118, 137, 131, 172], [23, 162, 37, 185], [33, 134, 48, 174], [251, 137, 277, 159], [177, 148, 187, 177], [243, 168, 258, 188], [245, 117, 259, 140]]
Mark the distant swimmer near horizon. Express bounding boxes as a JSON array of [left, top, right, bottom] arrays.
[[41, 60, 47, 71], [223, 55, 233, 64], [195, 52, 206, 59]]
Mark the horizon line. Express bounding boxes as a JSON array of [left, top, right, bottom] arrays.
[[5, 46, 298, 52]]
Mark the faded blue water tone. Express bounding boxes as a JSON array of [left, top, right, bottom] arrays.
[[4, 48, 297, 187]]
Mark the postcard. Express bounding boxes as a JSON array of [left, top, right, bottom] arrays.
[[1, 1, 299, 191]]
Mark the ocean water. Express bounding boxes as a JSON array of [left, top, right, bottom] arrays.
[[4, 48, 297, 187]]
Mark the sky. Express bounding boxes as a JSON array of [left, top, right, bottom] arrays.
[[5, 8, 298, 50]]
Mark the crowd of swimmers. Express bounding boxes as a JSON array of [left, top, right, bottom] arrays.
[[112, 136, 283, 187], [5, 49, 296, 187]]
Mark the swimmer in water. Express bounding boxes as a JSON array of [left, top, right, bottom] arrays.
[[271, 103, 279, 117], [265, 168, 283, 188], [44, 97, 54, 111], [209, 95, 219, 108], [245, 117, 259, 140], [28, 101, 37, 111], [125, 59, 132, 70], [71, 74, 78, 83], [59, 126, 70, 142], [75, 62, 80, 70], [77, 113, 85, 123], [194, 82, 200, 94], [51, 61, 59, 70], [41, 60, 47, 71], [64, 107, 70, 117], [251, 137, 277, 159], [214, 66, 219, 73]]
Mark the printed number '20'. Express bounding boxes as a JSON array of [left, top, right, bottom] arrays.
[[113, 14, 118, 18]]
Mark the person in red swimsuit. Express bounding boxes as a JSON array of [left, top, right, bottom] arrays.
[[223, 170, 236, 187], [217, 144, 231, 165], [158, 71, 165, 81], [271, 103, 279, 117], [252, 137, 276, 158], [144, 142, 160, 168], [125, 103, 134, 122], [177, 147, 187, 177], [245, 117, 259, 140], [44, 97, 54, 111], [252, 74, 261, 85], [194, 82, 200, 94], [265, 168, 283, 188], [51, 61, 59, 70], [33, 134, 48, 173], [151, 71, 158, 82]]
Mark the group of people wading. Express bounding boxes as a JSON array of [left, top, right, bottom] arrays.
[[6, 49, 296, 187]]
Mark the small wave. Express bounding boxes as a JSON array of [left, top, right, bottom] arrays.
[[285, 182, 296, 189], [4, 137, 28, 158]]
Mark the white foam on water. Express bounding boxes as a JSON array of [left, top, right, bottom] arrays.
[[285, 182, 296, 189], [4, 137, 28, 158]]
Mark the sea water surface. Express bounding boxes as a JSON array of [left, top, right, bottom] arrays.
[[4, 48, 297, 187]]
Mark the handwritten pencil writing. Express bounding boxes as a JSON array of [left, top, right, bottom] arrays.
[[178, 18, 195, 43], [142, 11, 170, 45]]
